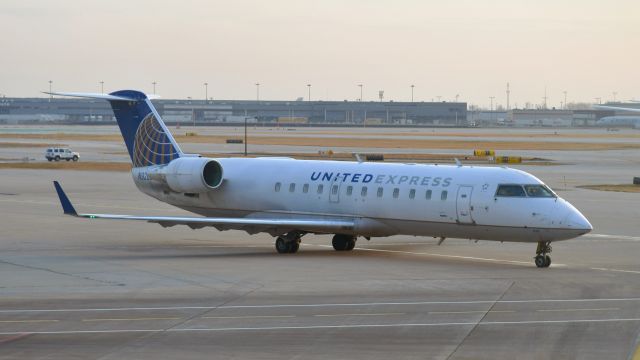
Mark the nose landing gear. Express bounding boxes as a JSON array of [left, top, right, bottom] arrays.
[[534, 241, 552, 268]]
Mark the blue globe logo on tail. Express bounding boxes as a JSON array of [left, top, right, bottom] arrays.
[[132, 113, 180, 167]]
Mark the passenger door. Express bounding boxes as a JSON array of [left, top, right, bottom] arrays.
[[456, 185, 474, 224]]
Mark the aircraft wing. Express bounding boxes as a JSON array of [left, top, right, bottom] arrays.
[[593, 105, 640, 113], [53, 181, 354, 235]]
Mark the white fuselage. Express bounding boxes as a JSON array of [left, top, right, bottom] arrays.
[[132, 158, 592, 243]]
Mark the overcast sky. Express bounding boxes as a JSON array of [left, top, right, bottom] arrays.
[[1, 0, 638, 108]]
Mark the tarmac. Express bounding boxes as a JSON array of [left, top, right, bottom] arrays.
[[1, 126, 640, 359]]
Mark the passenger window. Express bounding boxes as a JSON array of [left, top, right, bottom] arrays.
[[377, 187, 384, 198], [275, 182, 281, 192], [346, 186, 353, 196], [441, 190, 448, 200], [289, 183, 295, 192], [332, 185, 338, 195], [409, 189, 415, 199], [361, 186, 368, 197], [496, 184, 526, 197], [393, 188, 399, 199], [425, 189, 432, 200], [303, 184, 309, 193], [317, 184, 324, 194]]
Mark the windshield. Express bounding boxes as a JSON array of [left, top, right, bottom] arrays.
[[524, 184, 556, 198], [496, 184, 526, 197], [496, 184, 556, 198]]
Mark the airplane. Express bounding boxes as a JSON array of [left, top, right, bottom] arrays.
[[49, 90, 592, 268], [594, 103, 640, 128], [597, 116, 640, 128]]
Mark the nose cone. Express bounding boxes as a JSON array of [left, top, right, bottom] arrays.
[[564, 208, 593, 234]]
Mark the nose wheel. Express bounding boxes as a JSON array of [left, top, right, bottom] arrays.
[[534, 241, 552, 268]]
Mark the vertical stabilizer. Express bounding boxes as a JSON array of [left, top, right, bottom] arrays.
[[46, 90, 183, 167]]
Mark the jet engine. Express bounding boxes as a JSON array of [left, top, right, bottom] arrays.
[[163, 157, 224, 193]]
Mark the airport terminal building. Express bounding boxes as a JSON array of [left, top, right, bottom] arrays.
[[0, 97, 467, 126]]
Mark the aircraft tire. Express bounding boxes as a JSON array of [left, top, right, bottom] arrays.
[[275, 237, 290, 254], [534, 255, 546, 268], [332, 234, 353, 251], [544, 255, 551, 268], [346, 238, 356, 251], [288, 241, 300, 253]]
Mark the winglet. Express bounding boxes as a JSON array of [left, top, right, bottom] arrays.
[[53, 181, 77, 216]]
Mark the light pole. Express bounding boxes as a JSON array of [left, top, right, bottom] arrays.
[[436, 95, 442, 102], [187, 96, 194, 129], [411, 84, 415, 102], [255, 82, 260, 101], [48, 80, 52, 102], [613, 91, 617, 102], [595, 97, 602, 105], [100, 81, 104, 94], [358, 84, 363, 102], [152, 81, 157, 94], [307, 84, 311, 101], [489, 96, 495, 111], [563, 91, 567, 109], [455, 94, 460, 102], [244, 116, 248, 156], [204, 82, 208, 102]]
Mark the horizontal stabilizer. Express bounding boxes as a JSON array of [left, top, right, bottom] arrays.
[[43, 92, 135, 102]]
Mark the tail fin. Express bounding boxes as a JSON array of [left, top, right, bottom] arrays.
[[45, 90, 182, 167]]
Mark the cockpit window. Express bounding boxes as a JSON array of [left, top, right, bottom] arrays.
[[524, 185, 556, 198], [496, 184, 526, 197]]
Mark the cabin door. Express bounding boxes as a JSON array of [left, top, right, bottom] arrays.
[[456, 185, 474, 224]]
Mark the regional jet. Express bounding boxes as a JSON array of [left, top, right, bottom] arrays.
[[597, 116, 640, 128], [50, 90, 592, 268]]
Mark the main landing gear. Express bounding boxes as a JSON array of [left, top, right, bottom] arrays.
[[274, 233, 357, 254], [534, 241, 552, 268], [332, 234, 356, 251], [275, 232, 302, 254]]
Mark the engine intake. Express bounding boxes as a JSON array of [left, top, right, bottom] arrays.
[[163, 157, 223, 193]]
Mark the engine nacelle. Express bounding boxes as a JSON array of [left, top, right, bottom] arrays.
[[163, 157, 224, 193]]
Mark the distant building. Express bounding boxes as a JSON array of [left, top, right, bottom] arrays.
[[572, 110, 614, 126], [466, 111, 508, 126], [509, 110, 574, 127], [0, 97, 467, 126]]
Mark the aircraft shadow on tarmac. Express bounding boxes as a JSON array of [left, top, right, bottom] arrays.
[[84, 244, 529, 270]]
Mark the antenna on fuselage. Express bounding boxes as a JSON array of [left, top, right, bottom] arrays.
[[454, 158, 462, 167], [353, 153, 364, 163]]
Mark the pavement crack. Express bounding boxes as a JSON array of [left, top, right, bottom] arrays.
[[445, 280, 515, 360], [0, 258, 124, 286]]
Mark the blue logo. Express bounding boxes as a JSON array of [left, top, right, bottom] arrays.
[[132, 113, 180, 167], [310, 172, 452, 187]]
